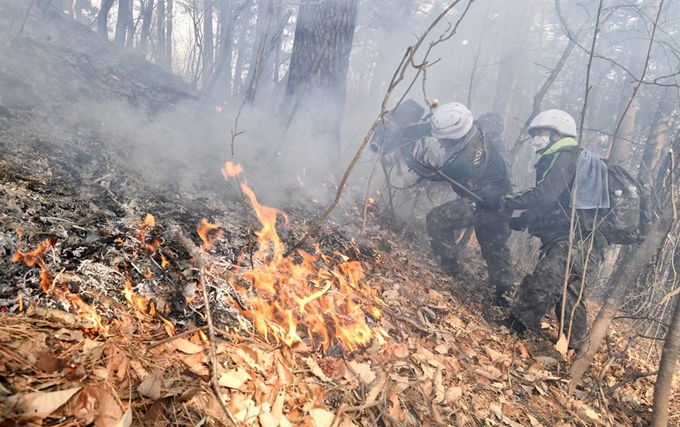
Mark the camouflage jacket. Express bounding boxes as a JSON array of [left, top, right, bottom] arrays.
[[504, 138, 598, 243], [402, 125, 512, 203]]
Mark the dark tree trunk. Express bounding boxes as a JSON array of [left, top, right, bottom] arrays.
[[638, 87, 675, 183], [232, 18, 250, 97], [166, 0, 174, 70], [114, 0, 133, 47], [491, 0, 535, 122], [651, 291, 680, 427], [280, 0, 358, 163], [204, 0, 238, 100], [609, 10, 656, 165], [245, 0, 274, 103], [139, 0, 155, 55], [203, 0, 214, 87], [97, 0, 114, 38], [157, 0, 166, 65]]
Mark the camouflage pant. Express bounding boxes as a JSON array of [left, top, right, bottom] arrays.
[[425, 199, 514, 297], [511, 237, 605, 348]]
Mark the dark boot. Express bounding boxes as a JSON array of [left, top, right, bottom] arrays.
[[495, 314, 527, 335], [439, 256, 459, 276], [493, 287, 512, 308]]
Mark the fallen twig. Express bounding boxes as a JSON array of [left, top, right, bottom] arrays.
[[147, 326, 208, 349], [175, 230, 238, 426]]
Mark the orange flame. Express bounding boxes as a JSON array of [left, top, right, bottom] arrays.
[[139, 213, 161, 252], [221, 161, 243, 179], [219, 162, 387, 352], [123, 274, 149, 313], [12, 228, 57, 293], [197, 218, 224, 250]]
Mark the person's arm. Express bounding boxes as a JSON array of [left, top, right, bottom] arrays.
[[504, 151, 574, 210], [400, 142, 445, 181]]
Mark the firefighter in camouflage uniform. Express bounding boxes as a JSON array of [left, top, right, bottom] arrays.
[[398, 102, 515, 307], [496, 109, 607, 349]]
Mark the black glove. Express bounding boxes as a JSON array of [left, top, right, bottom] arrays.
[[478, 195, 503, 211], [508, 215, 528, 231]]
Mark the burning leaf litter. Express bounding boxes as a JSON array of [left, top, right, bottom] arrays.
[[1, 160, 664, 426]]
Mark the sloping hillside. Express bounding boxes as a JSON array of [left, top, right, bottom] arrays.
[[0, 2, 672, 427]]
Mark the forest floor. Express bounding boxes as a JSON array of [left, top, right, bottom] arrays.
[[0, 1, 677, 426]]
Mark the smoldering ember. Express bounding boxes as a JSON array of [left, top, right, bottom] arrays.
[[0, 0, 679, 426]]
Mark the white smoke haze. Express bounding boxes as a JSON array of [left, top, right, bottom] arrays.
[[2, 0, 679, 223]]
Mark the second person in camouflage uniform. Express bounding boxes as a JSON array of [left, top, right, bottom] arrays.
[[496, 109, 606, 349]]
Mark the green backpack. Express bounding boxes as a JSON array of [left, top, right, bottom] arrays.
[[600, 162, 652, 245]]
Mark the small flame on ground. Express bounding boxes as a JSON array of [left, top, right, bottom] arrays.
[[197, 218, 224, 250], [12, 228, 57, 293]]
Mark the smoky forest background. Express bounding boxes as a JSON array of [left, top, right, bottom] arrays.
[[2, 0, 680, 425]]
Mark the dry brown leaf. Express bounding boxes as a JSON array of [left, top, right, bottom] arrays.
[[279, 415, 293, 427], [93, 367, 109, 380], [181, 352, 207, 375], [276, 356, 293, 386], [389, 373, 410, 393], [234, 399, 261, 424], [527, 413, 541, 426], [138, 370, 162, 399], [90, 386, 124, 427], [365, 372, 388, 405], [555, 335, 568, 358], [308, 408, 335, 427], [433, 344, 449, 355], [502, 414, 524, 427], [433, 366, 445, 404], [259, 412, 278, 427], [271, 389, 285, 421], [129, 358, 149, 379], [446, 386, 462, 404], [113, 408, 132, 427], [218, 367, 252, 389], [475, 366, 502, 381], [172, 338, 204, 354], [235, 347, 261, 373], [9, 386, 83, 418], [389, 394, 405, 421], [490, 403, 502, 419], [305, 357, 332, 382], [534, 356, 559, 367], [392, 342, 409, 358], [345, 360, 376, 384], [485, 346, 510, 364]]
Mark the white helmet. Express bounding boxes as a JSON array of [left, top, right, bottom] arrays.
[[528, 109, 577, 138], [430, 102, 473, 140]]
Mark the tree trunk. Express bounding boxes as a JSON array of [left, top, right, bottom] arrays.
[[638, 87, 675, 183], [232, 18, 250, 97], [491, 0, 535, 122], [205, 0, 238, 100], [651, 291, 680, 427], [245, 0, 274, 103], [114, 0, 133, 46], [166, 0, 173, 70], [203, 0, 214, 87], [280, 0, 359, 164], [139, 0, 155, 55], [157, 0, 166, 65], [97, 0, 114, 38], [609, 4, 659, 164]]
